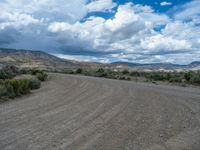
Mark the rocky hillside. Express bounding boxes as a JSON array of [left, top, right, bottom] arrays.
[[0, 48, 101, 70]]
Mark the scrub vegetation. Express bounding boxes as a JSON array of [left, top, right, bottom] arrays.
[[63, 68, 200, 86], [0, 66, 48, 101]]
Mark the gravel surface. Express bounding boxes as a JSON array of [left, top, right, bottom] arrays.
[[0, 73, 200, 150]]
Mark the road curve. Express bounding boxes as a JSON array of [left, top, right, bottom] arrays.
[[0, 73, 200, 150]]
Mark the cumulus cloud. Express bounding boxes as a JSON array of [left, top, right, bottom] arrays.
[[0, 0, 199, 64], [160, 1, 172, 6], [174, 0, 200, 23], [48, 3, 170, 53], [86, 0, 117, 12], [0, 12, 41, 30]]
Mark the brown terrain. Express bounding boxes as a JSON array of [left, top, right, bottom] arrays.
[[0, 48, 109, 70], [0, 73, 200, 150]]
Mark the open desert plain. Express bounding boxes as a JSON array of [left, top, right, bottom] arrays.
[[0, 73, 200, 150]]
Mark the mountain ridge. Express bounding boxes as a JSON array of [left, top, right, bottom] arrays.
[[0, 48, 199, 71]]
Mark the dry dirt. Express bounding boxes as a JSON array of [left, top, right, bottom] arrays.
[[0, 73, 200, 150]]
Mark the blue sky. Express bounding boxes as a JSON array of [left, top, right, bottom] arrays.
[[0, 0, 200, 64]]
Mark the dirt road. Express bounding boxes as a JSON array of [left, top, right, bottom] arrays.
[[0, 73, 200, 150]]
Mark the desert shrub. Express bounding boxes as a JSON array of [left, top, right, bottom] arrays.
[[148, 72, 164, 81], [19, 68, 30, 74], [166, 73, 172, 80], [122, 69, 129, 75], [36, 72, 48, 81], [7, 79, 30, 96], [0, 84, 7, 99], [169, 77, 182, 83], [76, 68, 83, 74], [0, 78, 41, 100], [4, 66, 19, 74], [31, 69, 43, 75], [18, 80, 30, 94], [119, 76, 126, 80], [28, 79, 41, 90], [65, 70, 74, 74], [126, 77, 131, 80], [0, 70, 16, 79], [8, 80, 20, 96], [130, 71, 140, 77], [3, 82, 15, 99], [189, 74, 200, 84], [97, 68, 104, 73]]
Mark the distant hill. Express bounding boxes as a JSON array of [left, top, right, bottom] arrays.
[[111, 61, 200, 71], [0, 48, 199, 71], [0, 48, 102, 70]]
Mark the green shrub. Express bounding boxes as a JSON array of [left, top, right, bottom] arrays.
[[31, 69, 43, 75], [130, 71, 140, 77], [0, 70, 16, 79], [18, 80, 30, 94], [7, 79, 30, 96], [8, 80, 20, 96], [64, 70, 74, 74], [122, 69, 129, 75], [126, 77, 131, 80], [169, 77, 182, 83], [28, 79, 41, 90], [147, 72, 166, 81], [119, 76, 126, 80], [0, 78, 42, 100], [36, 72, 48, 81], [4, 82, 15, 99], [76, 68, 83, 74], [97, 68, 104, 73], [20, 69, 30, 74], [190, 75, 200, 84], [0, 84, 7, 99]]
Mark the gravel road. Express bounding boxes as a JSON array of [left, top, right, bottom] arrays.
[[0, 73, 200, 150]]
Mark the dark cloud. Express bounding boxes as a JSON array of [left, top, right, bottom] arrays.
[[0, 28, 19, 45]]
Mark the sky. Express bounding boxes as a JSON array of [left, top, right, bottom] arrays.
[[0, 0, 200, 64]]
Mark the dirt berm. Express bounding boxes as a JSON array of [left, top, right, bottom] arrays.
[[0, 73, 200, 150]]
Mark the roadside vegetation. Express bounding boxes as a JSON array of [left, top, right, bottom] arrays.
[[63, 68, 200, 86], [0, 66, 48, 101]]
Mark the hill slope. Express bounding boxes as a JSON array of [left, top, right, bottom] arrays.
[[0, 48, 102, 70]]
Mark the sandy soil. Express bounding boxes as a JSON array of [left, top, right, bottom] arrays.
[[0, 73, 200, 150]]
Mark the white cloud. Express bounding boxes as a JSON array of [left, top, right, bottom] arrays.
[[174, 0, 200, 22], [160, 1, 172, 6], [86, 0, 117, 12], [48, 3, 170, 53], [0, 0, 200, 64], [0, 12, 41, 30], [0, 0, 88, 23], [140, 34, 191, 52]]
